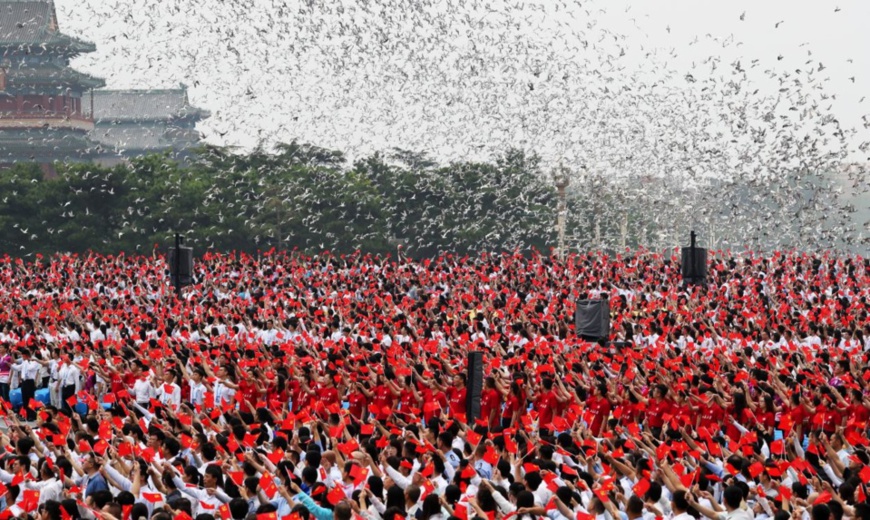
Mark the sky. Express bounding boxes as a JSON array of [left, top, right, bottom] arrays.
[[51, 0, 869, 175]]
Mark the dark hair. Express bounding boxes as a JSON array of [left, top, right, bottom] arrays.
[[229, 497, 249, 520], [420, 494, 442, 520], [627, 495, 644, 516], [385, 485, 405, 511], [813, 504, 832, 520], [524, 470, 543, 490], [672, 489, 690, 512], [723, 486, 743, 510]]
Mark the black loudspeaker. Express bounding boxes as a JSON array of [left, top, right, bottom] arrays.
[[466, 351, 483, 424], [575, 299, 610, 340], [681, 247, 708, 285], [168, 247, 194, 287]]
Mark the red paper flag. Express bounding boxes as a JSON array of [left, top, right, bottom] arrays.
[[142, 492, 164, 503], [814, 491, 833, 505], [21, 490, 40, 512], [748, 462, 764, 479], [632, 478, 650, 497], [504, 434, 517, 454], [327, 486, 346, 505], [260, 473, 278, 498], [770, 439, 784, 455]]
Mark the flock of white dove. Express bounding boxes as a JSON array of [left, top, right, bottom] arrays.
[[49, 0, 869, 251]]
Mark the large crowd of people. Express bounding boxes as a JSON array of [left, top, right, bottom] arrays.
[[0, 249, 868, 520]]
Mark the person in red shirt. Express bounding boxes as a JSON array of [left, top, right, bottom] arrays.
[[324, 373, 344, 408], [844, 389, 870, 434], [417, 371, 450, 425], [692, 393, 726, 432], [397, 375, 420, 414], [446, 374, 468, 419], [480, 376, 503, 430], [585, 382, 613, 436], [754, 394, 778, 439], [724, 392, 755, 442], [266, 374, 289, 410], [346, 381, 368, 422], [237, 372, 264, 408], [631, 384, 671, 439], [359, 373, 400, 421], [501, 380, 526, 429], [530, 377, 567, 436]]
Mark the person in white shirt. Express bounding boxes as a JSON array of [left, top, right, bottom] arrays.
[[21, 460, 63, 506], [209, 365, 238, 409], [157, 370, 182, 410], [180, 364, 207, 408], [58, 358, 81, 415], [688, 485, 753, 520], [12, 349, 42, 420], [133, 371, 155, 407]]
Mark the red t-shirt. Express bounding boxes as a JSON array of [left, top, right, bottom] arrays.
[[399, 389, 417, 412], [848, 403, 870, 430], [480, 388, 502, 426], [448, 386, 468, 417], [621, 401, 643, 423], [347, 390, 367, 420], [238, 379, 261, 405], [586, 396, 611, 434], [423, 389, 448, 422], [725, 407, 754, 441], [756, 409, 776, 431], [319, 385, 341, 408], [503, 393, 522, 420], [698, 402, 725, 427], [372, 385, 394, 420], [646, 398, 671, 429], [789, 403, 809, 426], [536, 390, 559, 428], [815, 404, 841, 433]]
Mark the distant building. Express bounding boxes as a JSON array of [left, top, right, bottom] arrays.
[[0, 0, 104, 169], [91, 88, 210, 165], [0, 0, 208, 170]]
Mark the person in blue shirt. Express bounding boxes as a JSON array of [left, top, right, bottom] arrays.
[[288, 480, 334, 520], [81, 456, 109, 498]]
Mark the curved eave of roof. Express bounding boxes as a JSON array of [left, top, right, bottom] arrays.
[[95, 111, 211, 123], [0, 35, 98, 55], [4, 67, 106, 89]]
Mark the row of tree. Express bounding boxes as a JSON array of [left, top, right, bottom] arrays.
[[0, 142, 860, 258], [0, 144, 556, 257]]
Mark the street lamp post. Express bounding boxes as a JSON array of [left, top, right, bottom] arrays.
[[553, 165, 570, 260]]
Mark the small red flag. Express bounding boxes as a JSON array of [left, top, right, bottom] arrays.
[[142, 492, 164, 503], [814, 491, 833, 505], [327, 486, 346, 505], [632, 478, 650, 497]]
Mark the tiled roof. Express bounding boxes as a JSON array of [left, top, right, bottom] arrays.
[[0, 1, 96, 52], [92, 90, 210, 122]]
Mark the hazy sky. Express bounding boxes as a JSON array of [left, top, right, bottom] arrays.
[[53, 0, 869, 165]]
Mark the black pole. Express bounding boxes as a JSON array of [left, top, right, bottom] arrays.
[[174, 233, 182, 299], [689, 230, 697, 285]]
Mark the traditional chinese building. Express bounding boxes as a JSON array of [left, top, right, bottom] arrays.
[[91, 87, 210, 166], [0, 0, 207, 169], [0, 0, 104, 168]]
